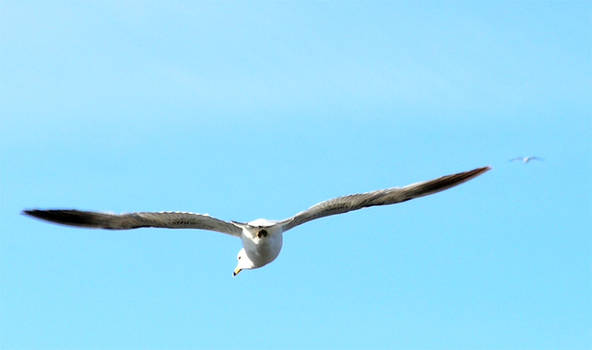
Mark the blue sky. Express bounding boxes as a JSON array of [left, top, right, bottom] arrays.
[[1, 1, 590, 349]]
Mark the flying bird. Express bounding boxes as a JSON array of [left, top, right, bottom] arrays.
[[509, 156, 543, 163], [23, 166, 490, 276]]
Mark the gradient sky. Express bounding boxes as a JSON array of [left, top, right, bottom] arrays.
[[1, 1, 590, 349]]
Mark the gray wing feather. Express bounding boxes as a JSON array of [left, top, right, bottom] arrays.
[[281, 166, 490, 232], [23, 209, 242, 237]]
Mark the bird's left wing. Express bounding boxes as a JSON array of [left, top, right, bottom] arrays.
[[23, 209, 243, 237], [280, 166, 490, 232]]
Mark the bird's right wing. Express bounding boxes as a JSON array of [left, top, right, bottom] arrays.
[[280, 166, 490, 232], [23, 209, 243, 237]]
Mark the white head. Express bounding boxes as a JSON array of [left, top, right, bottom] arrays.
[[233, 248, 255, 276]]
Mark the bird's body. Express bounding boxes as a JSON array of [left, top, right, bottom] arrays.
[[24, 166, 490, 276], [235, 219, 284, 272]]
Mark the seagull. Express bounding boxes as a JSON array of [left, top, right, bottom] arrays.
[[509, 156, 543, 163], [23, 166, 490, 276]]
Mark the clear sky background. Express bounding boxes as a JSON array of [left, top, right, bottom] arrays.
[[1, 1, 590, 349]]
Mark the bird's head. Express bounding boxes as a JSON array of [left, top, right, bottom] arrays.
[[233, 248, 254, 277]]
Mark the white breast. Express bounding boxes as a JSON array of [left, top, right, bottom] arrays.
[[241, 229, 284, 268]]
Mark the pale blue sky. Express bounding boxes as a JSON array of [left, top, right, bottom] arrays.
[[1, 1, 590, 349]]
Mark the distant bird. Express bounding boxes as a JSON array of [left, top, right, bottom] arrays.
[[23, 166, 490, 276], [509, 156, 543, 163]]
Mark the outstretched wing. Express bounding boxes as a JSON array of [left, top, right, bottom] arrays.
[[23, 209, 242, 237], [280, 166, 490, 232]]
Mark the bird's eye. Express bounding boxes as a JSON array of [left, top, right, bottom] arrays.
[[238, 256, 242, 260]]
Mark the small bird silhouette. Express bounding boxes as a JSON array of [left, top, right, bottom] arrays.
[[509, 156, 543, 163]]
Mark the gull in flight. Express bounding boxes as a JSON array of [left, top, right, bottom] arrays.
[[24, 166, 490, 276], [509, 156, 543, 163]]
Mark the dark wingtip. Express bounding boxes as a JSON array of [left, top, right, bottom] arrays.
[[477, 165, 492, 174], [22, 209, 99, 228], [22, 209, 41, 218], [456, 165, 492, 183], [23, 209, 55, 219], [461, 166, 491, 179], [408, 165, 491, 199], [22, 209, 65, 222]]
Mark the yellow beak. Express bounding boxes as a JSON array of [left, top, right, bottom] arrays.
[[233, 268, 242, 277]]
